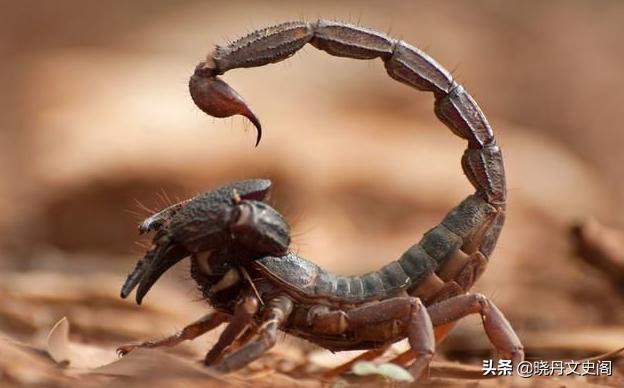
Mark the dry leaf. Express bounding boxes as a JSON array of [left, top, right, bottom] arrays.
[[352, 361, 414, 382], [46, 317, 119, 369], [0, 336, 71, 386], [90, 348, 224, 381]]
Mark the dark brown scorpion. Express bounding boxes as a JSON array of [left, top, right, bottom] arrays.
[[118, 20, 524, 379]]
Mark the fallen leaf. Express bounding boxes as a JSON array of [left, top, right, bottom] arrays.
[[90, 348, 226, 382], [352, 361, 414, 383], [0, 336, 71, 386], [46, 317, 118, 369]]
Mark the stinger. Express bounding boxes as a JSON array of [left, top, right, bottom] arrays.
[[189, 63, 262, 146]]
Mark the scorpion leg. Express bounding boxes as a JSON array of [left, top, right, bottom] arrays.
[[305, 297, 435, 378], [346, 297, 435, 378], [204, 293, 259, 366], [224, 324, 259, 354], [428, 293, 524, 365], [393, 273, 464, 367], [387, 322, 458, 367], [215, 295, 293, 373], [391, 252, 491, 368], [405, 299, 436, 377], [383, 292, 522, 369], [117, 311, 228, 355]]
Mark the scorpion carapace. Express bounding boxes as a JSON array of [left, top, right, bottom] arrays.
[[119, 20, 523, 380]]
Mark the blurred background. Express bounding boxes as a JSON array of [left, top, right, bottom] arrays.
[[1, 1, 624, 386]]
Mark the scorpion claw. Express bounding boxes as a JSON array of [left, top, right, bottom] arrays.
[[189, 65, 262, 146], [135, 242, 187, 305]]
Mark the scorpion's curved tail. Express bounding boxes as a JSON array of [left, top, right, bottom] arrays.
[[191, 20, 506, 302]]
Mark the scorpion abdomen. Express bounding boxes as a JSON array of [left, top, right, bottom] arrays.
[[254, 194, 501, 304]]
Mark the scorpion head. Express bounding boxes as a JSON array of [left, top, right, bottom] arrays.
[[120, 179, 290, 304]]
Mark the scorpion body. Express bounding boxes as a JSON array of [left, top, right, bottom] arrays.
[[119, 20, 523, 379]]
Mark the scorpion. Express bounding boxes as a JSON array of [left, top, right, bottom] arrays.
[[118, 20, 524, 379]]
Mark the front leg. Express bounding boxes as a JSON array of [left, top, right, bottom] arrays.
[[215, 295, 293, 373], [117, 311, 228, 355], [204, 293, 259, 365]]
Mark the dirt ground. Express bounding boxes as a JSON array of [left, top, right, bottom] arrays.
[[2, 1, 624, 387]]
